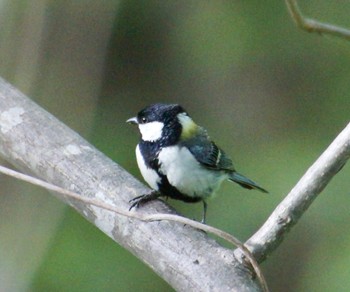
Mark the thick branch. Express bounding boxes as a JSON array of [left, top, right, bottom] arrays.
[[239, 122, 350, 262], [0, 77, 263, 291], [285, 0, 350, 41]]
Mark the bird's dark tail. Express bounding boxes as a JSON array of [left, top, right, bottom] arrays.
[[229, 172, 268, 193]]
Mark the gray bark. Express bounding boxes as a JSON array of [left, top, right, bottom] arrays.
[[0, 77, 262, 291], [2, 76, 349, 291]]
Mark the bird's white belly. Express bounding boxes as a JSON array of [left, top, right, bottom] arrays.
[[158, 146, 226, 198], [136, 144, 160, 190]]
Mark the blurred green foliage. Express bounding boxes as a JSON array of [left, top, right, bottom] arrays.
[[0, 0, 350, 291]]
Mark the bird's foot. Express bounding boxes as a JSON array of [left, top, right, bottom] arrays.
[[129, 191, 160, 211], [200, 201, 207, 225]]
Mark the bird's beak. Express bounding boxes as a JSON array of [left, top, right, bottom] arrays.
[[126, 117, 138, 125]]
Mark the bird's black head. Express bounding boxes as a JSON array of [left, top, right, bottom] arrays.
[[127, 103, 189, 146], [137, 103, 185, 125]]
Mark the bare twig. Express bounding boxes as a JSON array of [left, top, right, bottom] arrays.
[[285, 0, 350, 41], [0, 165, 268, 292], [238, 122, 350, 262]]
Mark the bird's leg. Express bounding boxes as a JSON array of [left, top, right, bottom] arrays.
[[201, 200, 207, 224], [129, 191, 161, 211]]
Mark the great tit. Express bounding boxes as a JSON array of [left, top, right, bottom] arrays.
[[127, 103, 267, 223]]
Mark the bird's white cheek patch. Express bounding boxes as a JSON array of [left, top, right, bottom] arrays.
[[138, 121, 164, 142]]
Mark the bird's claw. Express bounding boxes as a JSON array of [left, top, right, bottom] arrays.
[[129, 191, 160, 211], [128, 195, 145, 211]]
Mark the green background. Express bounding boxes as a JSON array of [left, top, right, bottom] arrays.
[[0, 1, 350, 291]]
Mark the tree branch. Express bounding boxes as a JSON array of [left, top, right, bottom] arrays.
[[0, 77, 264, 291], [238, 122, 350, 262], [0, 164, 268, 292], [1, 76, 349, 291], [285, 0, 350, 41]]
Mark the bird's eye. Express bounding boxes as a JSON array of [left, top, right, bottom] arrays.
[[141, 117, 147, 124]]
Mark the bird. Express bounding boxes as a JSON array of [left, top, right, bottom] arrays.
[[127, 103, 267, 223]]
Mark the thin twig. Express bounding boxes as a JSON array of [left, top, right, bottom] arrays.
[[241, 122, 350, 262], [285, 0, 350, 41], [0, 165, 269, 292]]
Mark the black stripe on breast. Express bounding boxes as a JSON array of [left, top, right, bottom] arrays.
[[157, 174, 202, 203]]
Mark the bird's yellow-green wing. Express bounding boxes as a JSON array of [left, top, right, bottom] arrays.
[[180, 127, 234, 171]]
